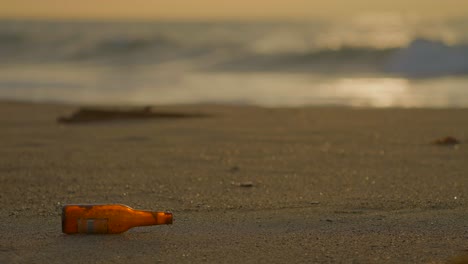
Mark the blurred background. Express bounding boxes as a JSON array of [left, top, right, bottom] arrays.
[[0, 0, 467, 107]]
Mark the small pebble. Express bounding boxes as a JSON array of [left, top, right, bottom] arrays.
[[433, 136, 460, 146], [239, 181, 254, 187], [229, 166, 240, 173]]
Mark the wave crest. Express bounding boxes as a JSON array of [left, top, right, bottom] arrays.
[[385, 38, 468, 77]]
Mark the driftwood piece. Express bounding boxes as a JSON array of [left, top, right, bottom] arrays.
[[58, 106, 208, 124], [432, 136, 461, 146]]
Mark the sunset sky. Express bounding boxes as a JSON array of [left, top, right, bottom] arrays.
[[0, 0, 465, 20]]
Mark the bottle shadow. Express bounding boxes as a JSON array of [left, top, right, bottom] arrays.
[[56, 231, 166, 261]]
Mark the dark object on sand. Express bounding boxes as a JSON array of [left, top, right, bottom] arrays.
[[432, 136, 461, 146], [231, 181, 254, 187], [62, 204, 173, 234], [239, 181, 254, 187], [58, 106, 208, 123], [229, 166, 240, 173]]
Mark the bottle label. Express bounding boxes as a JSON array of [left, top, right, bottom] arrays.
[[77, 218, 109, 234]]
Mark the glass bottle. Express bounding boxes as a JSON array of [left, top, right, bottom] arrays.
[[62, 204, 173, 234]]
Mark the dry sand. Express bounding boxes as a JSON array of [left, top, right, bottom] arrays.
[[0, 101, 467, 263]]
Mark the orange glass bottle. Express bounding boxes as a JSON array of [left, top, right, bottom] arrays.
[[62, 204, 173, 234]]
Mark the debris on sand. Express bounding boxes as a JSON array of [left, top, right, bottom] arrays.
[[58, 106, 208, 124], [432, 136, 461, 146], [239, 181, 254, 187], [228, 166, 240, 173], [231, 181, 254, 188]]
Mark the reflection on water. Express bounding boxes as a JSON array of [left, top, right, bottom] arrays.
[[144, 73, 468, 108], [1, 66, 468, 108], [321, 78, 409, 107]]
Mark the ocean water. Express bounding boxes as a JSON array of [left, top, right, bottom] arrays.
[[1, 17, 468, 107]]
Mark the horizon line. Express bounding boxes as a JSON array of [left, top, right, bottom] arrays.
[[0, 12, 463, 23]]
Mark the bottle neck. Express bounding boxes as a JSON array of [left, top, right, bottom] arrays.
[[131, 210, 173, 227]]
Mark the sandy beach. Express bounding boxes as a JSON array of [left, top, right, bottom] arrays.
[[0, 101, 467, 263]]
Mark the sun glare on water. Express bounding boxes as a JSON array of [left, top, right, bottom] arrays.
[[327, 78, 409, 107]]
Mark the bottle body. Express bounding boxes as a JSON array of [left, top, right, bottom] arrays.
[[62, 204, 173, 234]]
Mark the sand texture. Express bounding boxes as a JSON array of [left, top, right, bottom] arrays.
[[0, 101, 467, 263]]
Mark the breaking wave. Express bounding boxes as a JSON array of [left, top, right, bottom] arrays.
[[385, 39, 468, 77], [0, 19, 467, 78], [211, 39, 468, 77]]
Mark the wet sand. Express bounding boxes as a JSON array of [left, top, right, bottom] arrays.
[[0, 101, 467, 263]]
